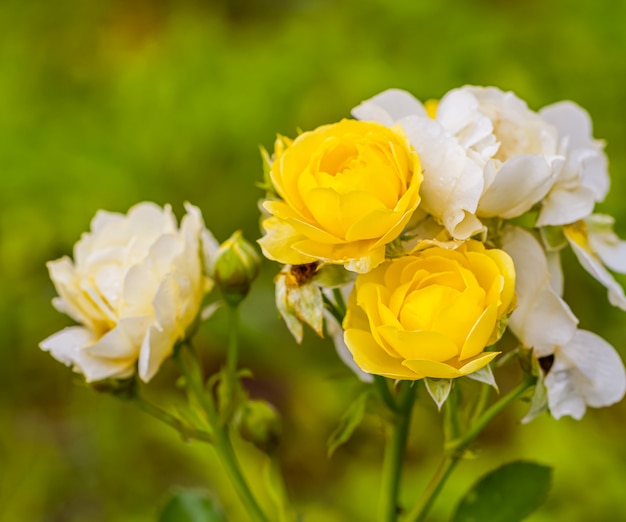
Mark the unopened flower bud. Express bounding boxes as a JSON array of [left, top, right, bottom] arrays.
[[236, 399, 281, 454], [213, 230, 261, 307]]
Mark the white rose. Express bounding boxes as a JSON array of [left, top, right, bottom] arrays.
[[40, 202, 215, 382], [353, 87, 562, 239]]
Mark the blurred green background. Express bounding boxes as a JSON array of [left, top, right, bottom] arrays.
[[2, 0, 626, 520]]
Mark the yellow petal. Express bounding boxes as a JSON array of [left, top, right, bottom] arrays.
[[459, 304, 498, 360], [377, 325, 459, 362], [258, 217, 317, 265], [344, 328, 420, 380], [402, 359, 463, 379]]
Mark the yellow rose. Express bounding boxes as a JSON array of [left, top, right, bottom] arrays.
[[343, 241, 516, 379], [258, 119, 422, 273]]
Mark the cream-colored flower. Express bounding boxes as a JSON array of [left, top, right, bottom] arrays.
[[258, 119, 422, 273], [40, 202, 214, 382], [353, 87, 562, 239], [537, 102, 609, 226], [343, 241, 516, 380]]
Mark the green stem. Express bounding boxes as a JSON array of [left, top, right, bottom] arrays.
[[409, 457, 459, 522], [226, 305, 239, 377], [469, 382, 492, 425], [135, 396, 213, 443], [332, 287, 347, 318], [443, 383, 461, 443], [380, 382, 416, 522], [374, 375, 400, 413], [406, 377, 535, 522], [322, 294, 344, 325], [264, 454, 293, 522], [177, 347, 269, 522], [447, 378, 534, 453]]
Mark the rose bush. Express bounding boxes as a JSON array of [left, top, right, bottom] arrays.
[[258, 119, 422, 273], [343, 241, 516, 379], [40, 202, 214, 382]]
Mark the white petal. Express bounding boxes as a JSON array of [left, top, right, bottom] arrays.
[[538, 102, 609, 226], [149, 234, 184, 273], [90, 209, 124, 234], [565, 227, 626, 310], [544, 365, 587, 420], [76, 354, 135, 382], [126, 202, 177, 236], [152, 275, 181, 333], [437, 88, 497, 159], [122, 264, 159, 315], [138, 324, 177, 382], [540, 101, 593, 150], [47, 257, 90, 325], [502, 226, 578, 356], [545, 330, 626, 419], [478, 155, 555, 218], [83, 316, 151, 358], [545, 251, 564, 297], [586, 214, 626, 273], [326, 311, 373, 383], [537, 185, 597, 226], [352, 88, 427, 125], [40, 326, 96, 366], [40, 326, 136, 382], [400, 115, 485, 239]]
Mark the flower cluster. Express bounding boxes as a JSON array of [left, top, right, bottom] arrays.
[[260, 85, 626, 420]]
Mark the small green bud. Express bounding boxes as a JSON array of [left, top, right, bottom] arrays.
[[236, 399, 282, 454], [213, 230, 261, 307]]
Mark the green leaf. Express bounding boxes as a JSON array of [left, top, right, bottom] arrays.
[[521, 381, 548, 424], [158, 489, 226, 522], [424, 377, 453, 410], [257, 146, 277, 199], [465, 365, 498, 392], [452, 461, 553, 522], [327, 390, 370, 457]]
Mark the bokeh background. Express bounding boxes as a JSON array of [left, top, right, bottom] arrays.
[[2, 0, 626, 520]]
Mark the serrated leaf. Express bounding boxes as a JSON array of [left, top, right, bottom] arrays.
[[466, 365, 499, 392], [158, 489, 226, 522], [327, 390, 369, 457], [452, 461, 553, 522], [424, 378, 453, 410]]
